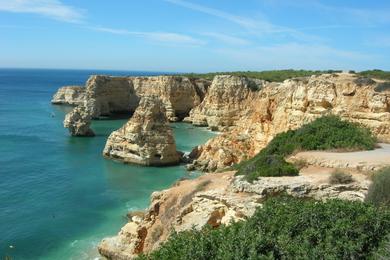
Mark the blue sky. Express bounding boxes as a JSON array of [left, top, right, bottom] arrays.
[[0, 0, 389, 72]]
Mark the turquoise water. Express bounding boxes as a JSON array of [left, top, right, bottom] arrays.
[[0, 69, 216, 259]]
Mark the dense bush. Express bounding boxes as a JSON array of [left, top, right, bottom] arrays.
[[366, 167, 390, 207], [138, 197, 390, 260], [179, 69, 342, 82], [328, 170, 354, 185], [235, 115, 376, 181], [358, 69, 390, 81], [375, 82, 390, 92]]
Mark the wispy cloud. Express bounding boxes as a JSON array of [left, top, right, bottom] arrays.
[[0, 0, 84, 23], [164, 0, 323, 43], [202, 32, 251, 45], [89, 26, 205, 46], [165, 0, 258, 30]]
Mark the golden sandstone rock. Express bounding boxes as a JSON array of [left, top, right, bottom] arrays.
[[103, 97, 180, 166]]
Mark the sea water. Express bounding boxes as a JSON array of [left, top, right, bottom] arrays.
[[0, 69, 216, 259]]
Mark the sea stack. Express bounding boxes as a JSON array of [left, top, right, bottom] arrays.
[[103, 97, 180, 166], [63, 105, 95, 136]]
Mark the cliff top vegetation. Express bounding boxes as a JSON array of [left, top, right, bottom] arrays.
[[177, 69, 390, 82]]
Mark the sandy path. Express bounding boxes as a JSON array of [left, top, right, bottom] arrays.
[[290, 143, 390, 171]]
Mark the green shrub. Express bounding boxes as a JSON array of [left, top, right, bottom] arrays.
[[235, 115, 376, 181], [375, 82, 390, 92], [178, 69, 342, 82], [366, 167, 390, 207], [328, 170, 354, 184], [138, 197, 390, 260], [358, 69, 390, 81]]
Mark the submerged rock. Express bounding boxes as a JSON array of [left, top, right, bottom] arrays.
[[103, 97, 180, 166], [51, 85, 85, 105]]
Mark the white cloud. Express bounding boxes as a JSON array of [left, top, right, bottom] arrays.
[[165, 0, 258, 30], [89, 26, 206, 46], [0, 0, 85, 23], [202, 32, 251, 45], [164, 0, 324, 43]]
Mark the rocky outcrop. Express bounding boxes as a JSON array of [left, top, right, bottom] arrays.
[[103, 97, 180, 166], [51, 85, 85, 105], [63, 105, 94, 136], [133, 76, 210, 121], [184, 75, 266, 130], [190, 73, 390, 171], [62, 75, 211, 136], [83, 75, 139, 118], [98, 166, 371, 259]]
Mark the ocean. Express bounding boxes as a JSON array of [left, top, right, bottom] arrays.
[[0, 69, 216, 259]]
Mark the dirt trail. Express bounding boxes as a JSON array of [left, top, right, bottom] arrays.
[[291, 143, 390, 171]]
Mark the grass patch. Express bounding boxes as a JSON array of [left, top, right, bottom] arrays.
[[328, 170, 354, 185], [138, 197, 390, 260], [235, 115, 376, 182], [366, 167, 390, 207]]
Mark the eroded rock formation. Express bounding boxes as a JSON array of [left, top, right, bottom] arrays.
[[133, 76, 210, 121], [63, 75, 211, 136], [63, 105, 94, 136], [184, 75, 266, 130], [98, 166, 371, 259], [51, 85, 85, 105], [103, 97, 180, 166], [190, 73, 390, 171]]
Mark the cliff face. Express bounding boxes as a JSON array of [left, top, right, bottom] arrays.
[[133, 76, 210, 121], [184, 75, 266, 130], [103, 97, 180, 166], [98, 167, 371, 259], [190, 73, 390, 171], [51, 86, 85, 105], [84, 75, 139, 118], [63, 76, 210, 136]]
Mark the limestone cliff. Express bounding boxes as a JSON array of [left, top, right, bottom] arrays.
[[63, 75, 210, 136], [133, 76, 210, 121], [98, 166, 371, 259], [51, 85, 85, 105], [63, 105, 94, 136], [103, 97, 180, 166], [84, 75, 139, 118], [184, 75, 266, 130], [190, 73, 390, 171]]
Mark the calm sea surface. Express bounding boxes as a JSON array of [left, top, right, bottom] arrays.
[[0, 69, 216, 259]]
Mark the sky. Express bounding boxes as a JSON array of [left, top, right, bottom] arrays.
[[0, 0, 389, 72]]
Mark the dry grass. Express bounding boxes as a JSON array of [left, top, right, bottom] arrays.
[[328, 170, 355, 185]]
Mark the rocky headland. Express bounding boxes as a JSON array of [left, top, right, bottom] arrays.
[[189, 73, 390, 172], [56, 75, 211, 136], [51, 85, 85, 105], [103, 97, 180, 166], [52, 71, 390, 259]]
